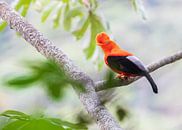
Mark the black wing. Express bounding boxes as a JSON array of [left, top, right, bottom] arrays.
[[107, 55, 158, 93], [107, 55, 148, 75]]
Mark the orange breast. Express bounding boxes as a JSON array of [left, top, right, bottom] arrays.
[[104, 54, 137, 77]]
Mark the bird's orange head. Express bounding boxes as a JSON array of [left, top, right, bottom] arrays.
[[96, 32, 110, 46]]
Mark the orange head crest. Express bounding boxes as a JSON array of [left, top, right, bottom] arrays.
[[96, 32, 110, 46]]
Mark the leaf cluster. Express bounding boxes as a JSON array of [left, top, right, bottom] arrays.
[[0, 0, 106, 69], [0, 110, 87, 130], [0, 0, 146, 69], [38, 0, 106, 68], [4, 59, 85, 100]]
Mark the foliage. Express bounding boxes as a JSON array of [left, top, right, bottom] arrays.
[[14, 0, 33, 16], [103, 71, 123, 90], [76, 112, 93, 125], [130, 0, 147, 19], [0, 0, 145, 69], [0, 110, 87, 130], [35, 0, 106, 69], [0, 22, 7, 31], [116, 106, 128, 121], [0, 0, 105, 69], [4, 59, 85, 100]]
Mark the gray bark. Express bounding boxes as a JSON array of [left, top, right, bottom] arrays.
[[0, 1, 122, 130]]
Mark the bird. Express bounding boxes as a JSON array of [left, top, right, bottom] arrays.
[[96, 32, 158, 94]]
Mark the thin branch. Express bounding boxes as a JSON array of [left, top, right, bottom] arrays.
[[95, 51, 182, 92], [0, 1, 122, 130]]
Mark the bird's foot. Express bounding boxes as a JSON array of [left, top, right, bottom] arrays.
[[116, 74, 128, 80]]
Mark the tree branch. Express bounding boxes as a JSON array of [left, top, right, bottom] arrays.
[[0, 1, 122, 130], [95, 51, 182, 92]]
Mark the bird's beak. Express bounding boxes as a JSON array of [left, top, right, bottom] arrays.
[[96, 42, 102, 46]]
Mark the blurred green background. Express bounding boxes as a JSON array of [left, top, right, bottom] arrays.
[[0, 0, 182, 130]]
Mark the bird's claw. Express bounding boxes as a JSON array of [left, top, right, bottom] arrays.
[[116, 74, 128, 80]]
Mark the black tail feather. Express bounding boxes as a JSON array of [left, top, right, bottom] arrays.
[[144, 72, 158, 94]]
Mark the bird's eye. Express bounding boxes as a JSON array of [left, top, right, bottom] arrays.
[[104, 40, 110, 44]]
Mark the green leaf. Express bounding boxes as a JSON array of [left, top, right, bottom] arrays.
[[4, 59, 86, 100], [98, 61, 104, 70], [84, 13, 105, 59], [5, 74, 39, 87], [63, 6, 83, 31], [0, 22, 7, 31], [83, 26, 96, 59], [0, 110, 30, 120], [2, 120, 29, 130], [4, 60, 71, 100], [130, 0, 147, 20], [15, 0, 32, 17], [2, 119, 65, 130], [31, 119, 65, 130], [62, 0, 69, 3], [66, 7, 83, 18], [78, 0, 83, 5], [76, 112, 92, 125], [89, 0, 98, 10], [15, 0, 25, 10], [116, 106, 128, 122], [130, 0, 137, 11], [21, 4, 30, 17], [0, 110, 87, 130], [46, 81, 64, 100], [53, 4, 63, 28], [41, 2, 57, 23], [103, 71, 123, 89], [72, 16, 90, 40], [48, 118, 88, 130], [63, 4, 70, 31]]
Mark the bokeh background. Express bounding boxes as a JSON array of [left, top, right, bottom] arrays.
[[0, 0, 182, 130]]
